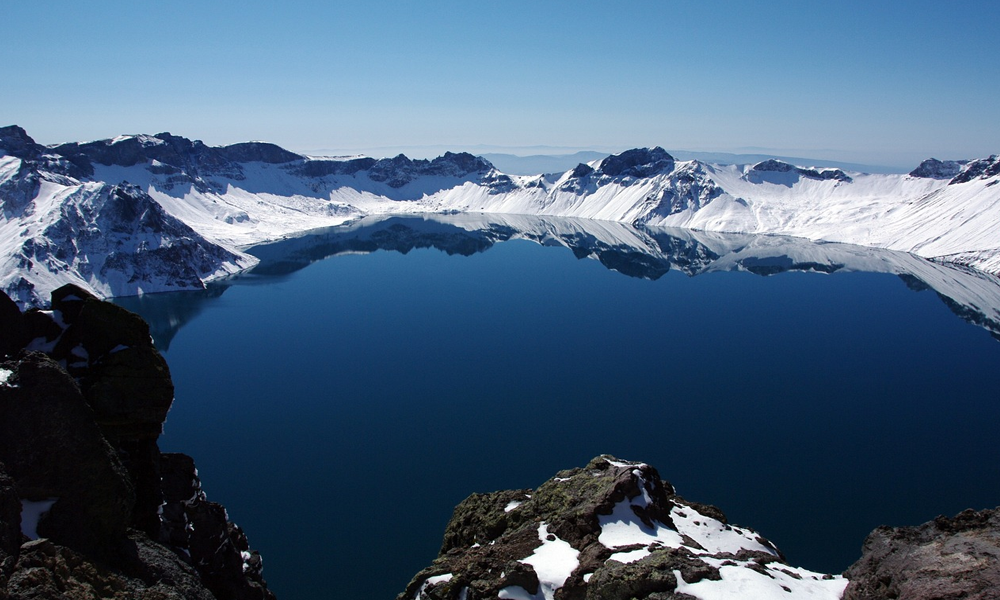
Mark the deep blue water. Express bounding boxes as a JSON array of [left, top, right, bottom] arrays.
[[117, 220, 1000, 600]]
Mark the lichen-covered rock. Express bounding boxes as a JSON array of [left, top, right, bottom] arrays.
[[843, 507, 1000, 600], [398, 456, 845, 600]]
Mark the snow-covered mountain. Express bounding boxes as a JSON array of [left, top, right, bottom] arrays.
[[2, 125, 999, 308]]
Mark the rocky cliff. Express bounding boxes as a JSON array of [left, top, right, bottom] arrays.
[[399, 456, 1000, 600], [0, 285, 274, 599]]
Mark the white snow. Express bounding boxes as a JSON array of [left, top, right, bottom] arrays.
[[673, 564, 848, 600], [505, 500, 524, 513], [0, 368, 13, 387], [609, 547, 652, 563], [20, 498, 57, 539], [498, 523, 579, 600], [598, 493, 685, 550], [414, 573, 454, 600], [4, 141, 1000, 312]]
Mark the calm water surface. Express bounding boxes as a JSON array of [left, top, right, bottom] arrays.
[[117, 217, 1000, 600]]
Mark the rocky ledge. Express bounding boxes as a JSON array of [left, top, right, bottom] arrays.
[[399, 456, 1000, 600], [0, 284, 274, 599]]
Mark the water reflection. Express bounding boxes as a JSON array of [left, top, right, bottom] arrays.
[[116, 213, 1000, 348]]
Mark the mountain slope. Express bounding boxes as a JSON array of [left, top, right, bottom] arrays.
[[0, 127, 255, 308], [2, 125, 998, 306]]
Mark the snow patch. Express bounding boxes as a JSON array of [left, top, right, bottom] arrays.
[[415, 573, 454, 600], [499, 523, 579, 600], [0, 368, 14, 387], [673, 563, 848, 600], [20, 498, 57, 539]]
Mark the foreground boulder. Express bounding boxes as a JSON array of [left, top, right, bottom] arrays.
[[398, 456, 847, 600], [0, 285, 275, 599], [843, 507, 1000, 600]]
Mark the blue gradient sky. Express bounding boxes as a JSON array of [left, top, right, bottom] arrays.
[[4, 0, 998, 166]]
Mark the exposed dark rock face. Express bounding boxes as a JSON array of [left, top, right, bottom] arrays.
[[910, 158, 967, 179], [367, 152, 493, 189], [949, 155, 1000, 185], [5, 533, 217, 600], [749, 159, 852, 183], [635, 163, 724, 222], [217, 142, 300, 165], [571, 163, 595, 178], [560, 148, 676, 194], [397, 456, 832, 600], [0, 351, 135, 561], [2, 158, 250, 308], [0, 286, 275, 599], [160, 453, 272, 600], [843, 507, 1000, 600], [598, 148, 675, 179], [0, 464, 21, 585]]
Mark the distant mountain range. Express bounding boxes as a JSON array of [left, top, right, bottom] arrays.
[[481, 150, 905, 176], [2, 124, 998, 310]]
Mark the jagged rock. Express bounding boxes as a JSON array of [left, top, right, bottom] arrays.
[[398, 456, 841, 600], [0, 351, 134, 561], [0, 463, 21, 589], [39, 284, 174, 442], [482, 170, 516, 194], [0, 288, 275, 599], [1, 146, 253, 307], [217, 142, 300, 164], [598, 148, 675, 179], [159, 453, 275, 600], [843, 507, 1000, 600], [950, 155, 1000, 184], [6, 533, 217, 600], [584, 548, 720, 600], [910, 158, 967, 179], [637, 164, 724, 221], [293, 156, 377, 178], [571, 163, 595, 178], [749, 159, 852, 183], [0, 294, 27, 359], [752, 159, 797, 173], [368, 152, 492, 188], [22, 284, 174, 536], [0, 126, 41, 161]]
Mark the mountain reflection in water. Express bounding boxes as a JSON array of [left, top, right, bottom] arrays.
[[116, 213, 1000, 349]]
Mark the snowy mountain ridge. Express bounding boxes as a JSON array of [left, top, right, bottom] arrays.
[[2, 125, 999, 308]]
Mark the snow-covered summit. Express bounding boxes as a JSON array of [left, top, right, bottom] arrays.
[[2, 125, 999, 307]]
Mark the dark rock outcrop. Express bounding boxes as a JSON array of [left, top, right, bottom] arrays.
[[160, 453, 272, 600], [949, 155, 1000, 185], [843, 507, 1000, 600], [560, 148, 676, 194], [909, 158, 967, 179], [598, 148, 675, 179], [367, 152, 493, 189], [749, 159, 852, 184], [0, 286, 275, 599], [397, 456, 833, 600], [0, 351, 135, 561]]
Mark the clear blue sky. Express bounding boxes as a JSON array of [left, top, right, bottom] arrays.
[[3, 0, 998, 167]]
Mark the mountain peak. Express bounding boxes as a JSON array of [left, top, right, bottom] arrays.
[[909, 158, 967, 179], [597, 147, 675, 178], [0, 125, 42, 160]]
